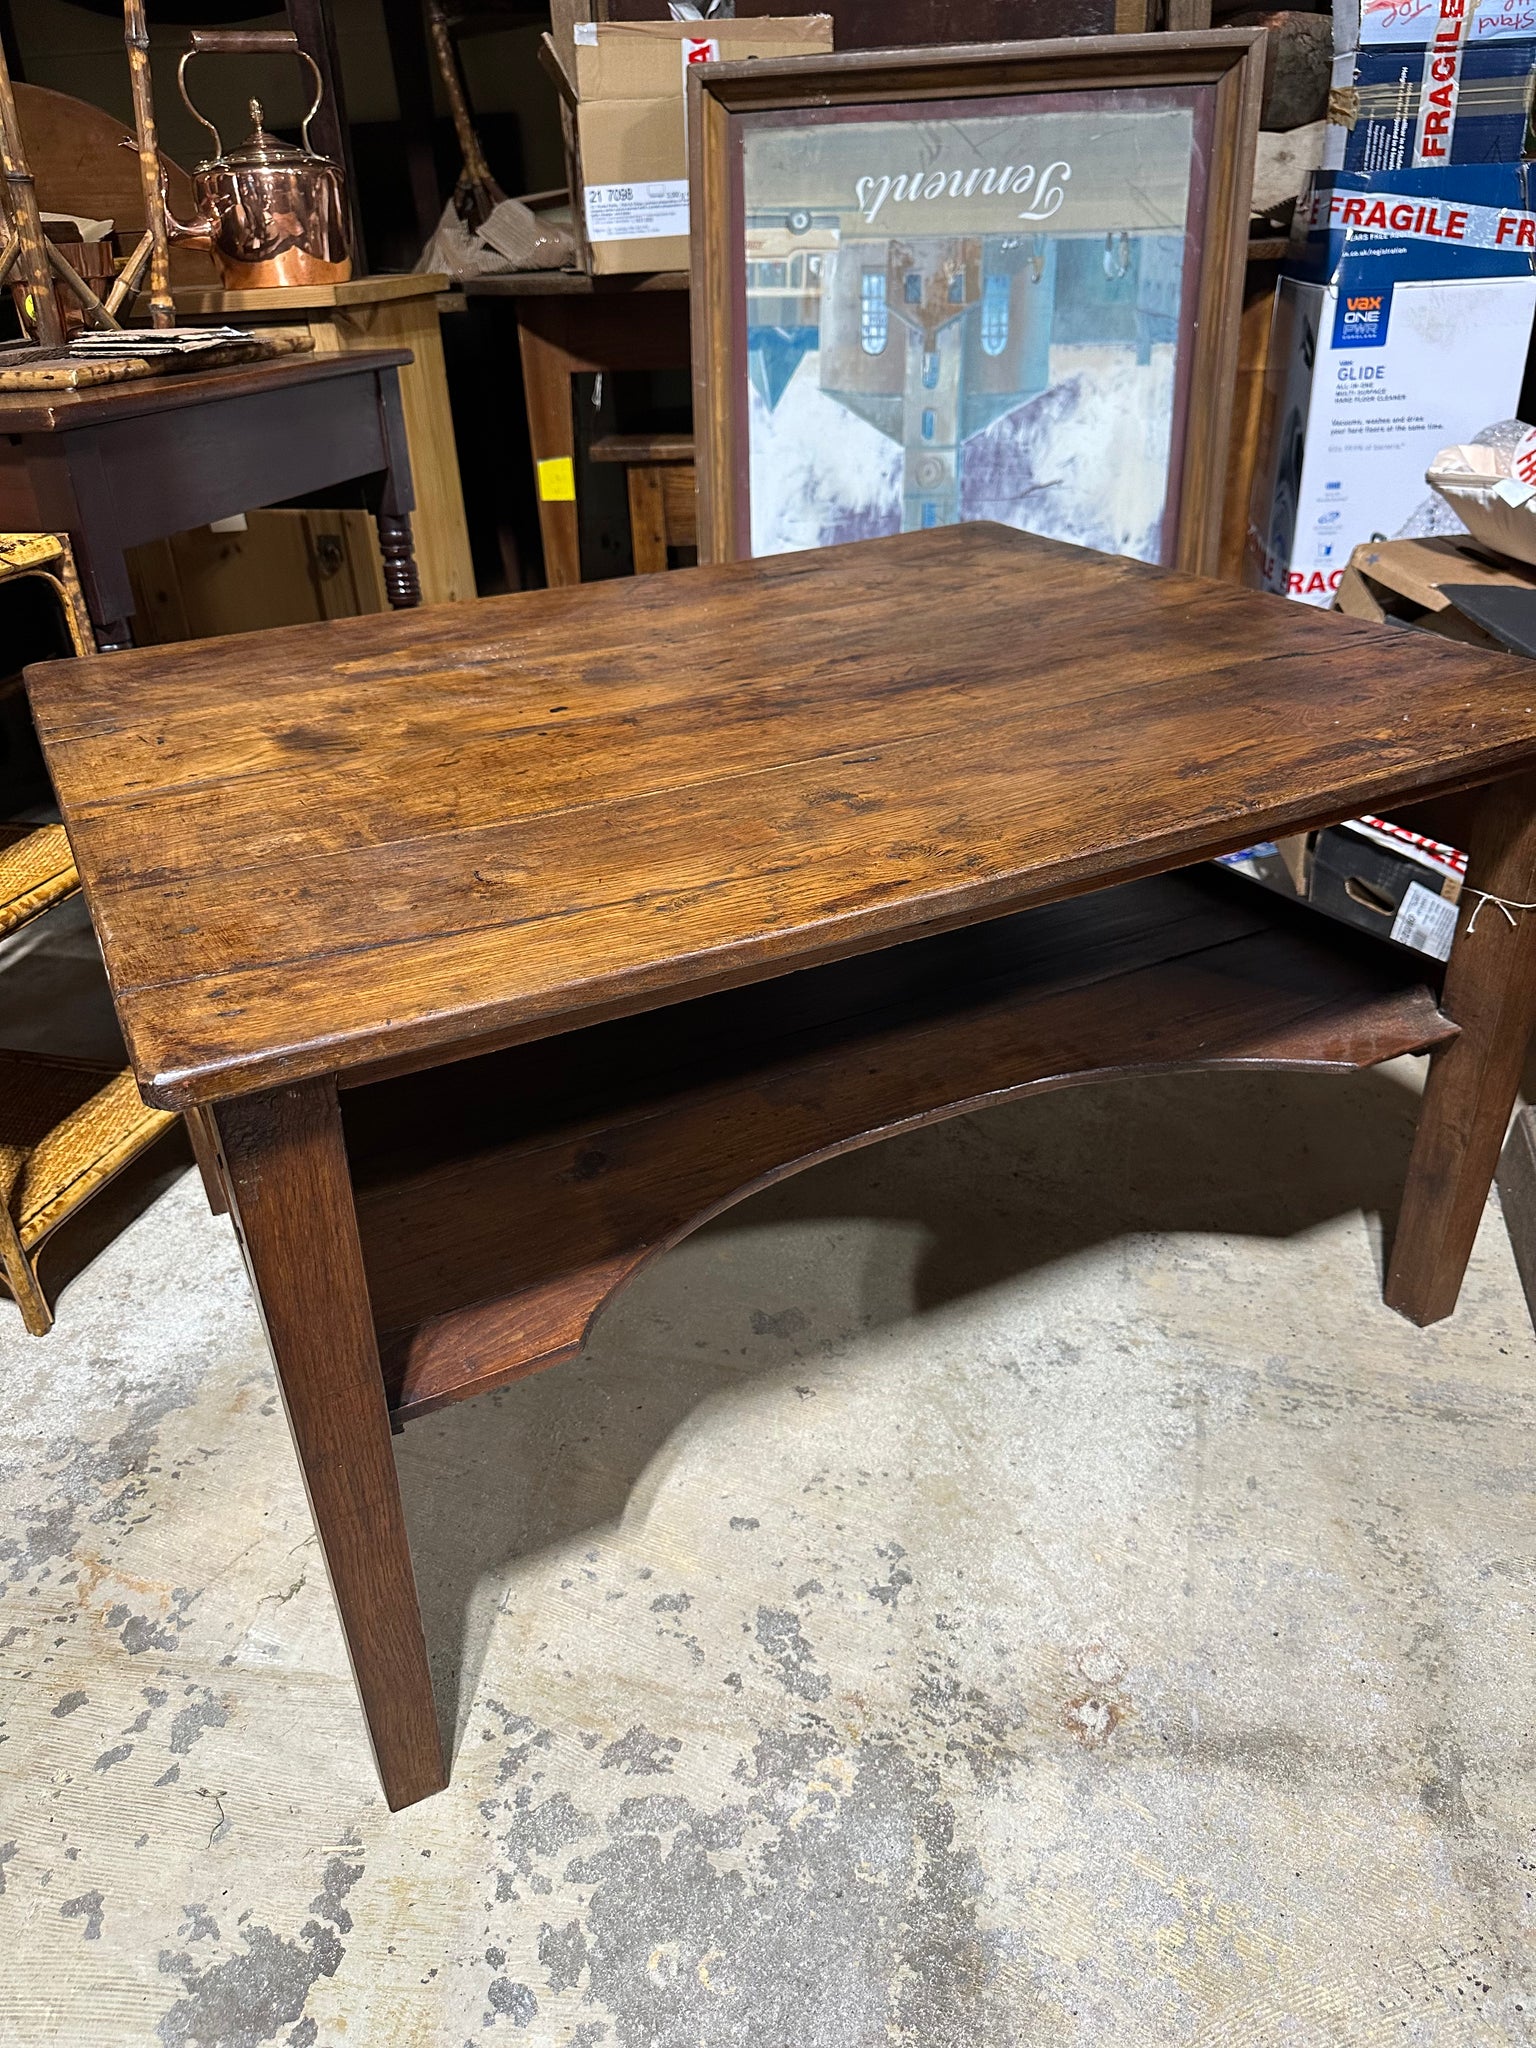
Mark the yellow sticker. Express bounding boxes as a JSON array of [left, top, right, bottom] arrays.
[[537, 456, 576, 503]]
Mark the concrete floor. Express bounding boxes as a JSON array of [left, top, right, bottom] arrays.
[[2, 1047, 1536, 2045]]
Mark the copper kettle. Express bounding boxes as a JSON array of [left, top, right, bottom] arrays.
[[167, 29, 352, 290]]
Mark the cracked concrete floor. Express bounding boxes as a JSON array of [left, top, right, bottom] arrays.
[[2, 1058, 1536, 2046]]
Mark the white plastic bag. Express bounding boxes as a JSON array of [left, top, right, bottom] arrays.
[[1427, 420, 1536, 568], [416, 198, 575, 279]]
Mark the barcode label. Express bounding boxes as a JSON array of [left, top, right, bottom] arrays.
[[584, 180, 690, 242], [1391, 879, 1459, 961]]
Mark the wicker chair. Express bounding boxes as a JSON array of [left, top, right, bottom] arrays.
[[0, 534, 177, 1332]]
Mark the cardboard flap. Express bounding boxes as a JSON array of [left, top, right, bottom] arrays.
[[539, 32, 579, 108], [571, 15, 832, 99]]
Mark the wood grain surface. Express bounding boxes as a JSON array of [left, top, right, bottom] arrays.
[[0, 348, 411, 434], [27, 522, 1535, 1111]]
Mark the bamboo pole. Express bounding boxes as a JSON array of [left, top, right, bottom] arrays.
[[104, 227, 154, 319], [0, 32, 64, 348], [425, 0, 504, 227], [123, 0, 175, 328], [45, 240, 116, 330]]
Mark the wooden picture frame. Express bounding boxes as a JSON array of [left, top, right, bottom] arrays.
[[689, 32, 1264, 575]]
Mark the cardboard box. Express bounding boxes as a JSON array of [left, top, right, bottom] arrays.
[[1245, 164, 1536, 605], [1323, 38, 1536, 169], [1309, 816, 1463, 956], [1334, 531, 1534, 645], [545, 14, 833, 275], [1219, 815, 1465, 960]]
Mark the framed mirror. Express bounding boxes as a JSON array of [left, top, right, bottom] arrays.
[[689, 34, 1264, 573]]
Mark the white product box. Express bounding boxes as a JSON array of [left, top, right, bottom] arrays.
[[1248, 271, 1536, 603], [1247, 164, 1536, 604]]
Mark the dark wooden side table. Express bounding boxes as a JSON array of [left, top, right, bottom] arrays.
[[0, 350, 421, 648], [27, 523, 1536, 1809]]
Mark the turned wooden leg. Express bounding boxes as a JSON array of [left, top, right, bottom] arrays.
[[1386, 772, 1536, 1326], [376, 512, 422, 609], [211, 1078, 445, 1808]]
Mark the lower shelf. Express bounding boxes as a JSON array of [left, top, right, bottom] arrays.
[[339, 870, 1455, 1423]]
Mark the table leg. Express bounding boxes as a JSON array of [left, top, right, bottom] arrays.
[[0, 1198, 53, 1336], [210, 1077, 444, 1809], [515, 315, 582, 588], [627, 465, 669, 574], [376, 511, 422, 608], [372, 368, 422, 610], [182, 1105, 227, 1216], [18, 438, 138, 640], [1386, 772, 1536, 1326]]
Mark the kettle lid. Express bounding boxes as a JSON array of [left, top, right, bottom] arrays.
[[214, 99, 332, 169]]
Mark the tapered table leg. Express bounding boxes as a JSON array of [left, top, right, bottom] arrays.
[[1386, 771, 1536, 1327], [210, 1077, 445, 1809], [182, 1106, 228, 1216]]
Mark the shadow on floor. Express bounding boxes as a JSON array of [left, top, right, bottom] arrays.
[[392, 1058, 1430, 1761]]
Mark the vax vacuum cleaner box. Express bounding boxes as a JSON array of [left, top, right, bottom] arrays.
[[1245, 163, 1536, 605]]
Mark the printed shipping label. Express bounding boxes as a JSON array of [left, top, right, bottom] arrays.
[[1391, 879, 1459, 958], [584, 180, 690, 243]]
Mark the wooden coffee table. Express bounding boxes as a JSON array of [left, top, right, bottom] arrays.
[[26, 523, 1536, 1809]]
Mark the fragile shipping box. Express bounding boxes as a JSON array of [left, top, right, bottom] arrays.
[[1245, 163, 1536, 605], [545, 14, 834, 275], [1323, 37, 1536, 170]]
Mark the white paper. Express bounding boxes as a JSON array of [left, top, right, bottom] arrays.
[[1391, 878, 1459, 960], [584, 180, 690, 242]]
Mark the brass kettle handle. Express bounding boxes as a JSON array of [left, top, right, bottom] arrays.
[[177, 29, 327, 159]]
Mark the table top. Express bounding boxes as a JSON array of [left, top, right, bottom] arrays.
[[28, 522, 1536, 1111], [171, 275, 450, 316], [0, 348, 411, 435], [458, 270, 689, 298]]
